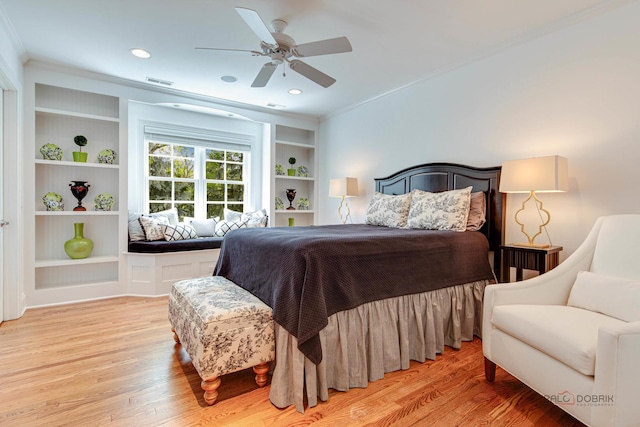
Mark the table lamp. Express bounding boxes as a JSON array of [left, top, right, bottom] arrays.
[[499, 155, 568, 248], [329, 177, 358, 224]]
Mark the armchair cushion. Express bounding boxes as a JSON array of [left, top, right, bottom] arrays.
[[492, 305, 627, 376], [568, 271, 640, 322]]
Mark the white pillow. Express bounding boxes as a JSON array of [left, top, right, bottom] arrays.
[[128, 211, 146, 241], [407, 187, 472, 232], [224, 208, 243, 222], [150, 207, 179, 225], [215, 219, 249, 237], [162, 224, 198, 241], [189, 218, 218, 237], [138, 215, 169, 241], [568, 271, 640, 322], [365, 192, 412, 228], [225, 208, 268, 228]]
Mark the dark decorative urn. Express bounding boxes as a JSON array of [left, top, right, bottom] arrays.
[[286, 189, 296, 210], [69, 180, 90, 211]]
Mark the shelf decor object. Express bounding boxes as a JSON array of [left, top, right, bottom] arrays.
[[42, 192, 64, 211], [275, 164, 285, 176], [329, 177, 359, 224], [288, 157, 296, 176], [297, 165, 309, 177], [73, 135, 88, 162], [97, 148, 117, 164], [499, 155, 568, 248], [286, 189, 296, 210], [69, 180, 90, 211], [40, 143, 63, 161], [297, 197, 309, 210], [275, 196, 285, 211], [64, 222, 94, 259], [94, 193, 115, 211]]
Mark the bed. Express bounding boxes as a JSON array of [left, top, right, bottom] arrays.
[[214, 162, 504, 412]]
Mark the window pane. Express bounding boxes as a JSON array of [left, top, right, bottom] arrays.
[[149, 142, 171, 155], [207, 183, 224, 201], [206, 161, 224, 180], [149, 156, 171, 177], [173, 145, 194, 158], [206, 149, 224, 160], [207, 204, 223, 219], [149, 180, 172, 200], [227, 184, 244, 201], [228, 203, 243, 212], [175, 203, 194, 221], [226, 151, 243, 162], [175, 182, 195, 201], [174, 158, 194, 178], [149, 202, 170, 213], [227, 163, 243, 181]]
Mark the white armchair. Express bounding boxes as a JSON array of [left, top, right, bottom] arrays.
[[483, 215, 640, 427]]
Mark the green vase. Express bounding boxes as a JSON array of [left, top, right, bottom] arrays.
[[72, 151, 88, 162], [64, 222, 94, 259]]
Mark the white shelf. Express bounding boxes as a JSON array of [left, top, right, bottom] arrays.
[[275, 140, 314, 148], [35, 211, 118, 216], [275, 175, 314, 181], [275, 210, 315, 214], [35, 255, 119, 268], [36, 107, 119, 123], [35, 159, 119, 169]]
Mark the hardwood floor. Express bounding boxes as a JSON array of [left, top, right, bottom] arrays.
[[0, 296, 585, 427]]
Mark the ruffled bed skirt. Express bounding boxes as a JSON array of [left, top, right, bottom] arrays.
[[269, 279, 489, 412]]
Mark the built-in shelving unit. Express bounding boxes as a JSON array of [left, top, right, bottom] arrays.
[[27, 83, 125, 304], [271, 125, 317, 227]]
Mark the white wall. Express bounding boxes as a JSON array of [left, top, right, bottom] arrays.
[[318, 1, 640, 258]]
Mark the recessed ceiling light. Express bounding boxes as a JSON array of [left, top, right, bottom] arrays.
[[288, 89, 303, 95], [130, 48, 151, 59], [221, 75, 237, 83]]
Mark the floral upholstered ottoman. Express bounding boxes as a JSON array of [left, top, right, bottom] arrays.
[[168, 276, 275, 405]]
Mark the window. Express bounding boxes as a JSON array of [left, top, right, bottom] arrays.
[[146, 140, 248, 221]]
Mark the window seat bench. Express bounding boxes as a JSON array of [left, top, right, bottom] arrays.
[[125, 237, 223, 295]]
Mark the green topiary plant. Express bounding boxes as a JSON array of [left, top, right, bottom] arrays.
[[287, 157, 297, 176], [73, 135, 88, 162]]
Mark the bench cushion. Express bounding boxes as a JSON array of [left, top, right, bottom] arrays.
[[128, 237, 223, 253], [492, 305, 626, 375], [168, 276, 275, 379]]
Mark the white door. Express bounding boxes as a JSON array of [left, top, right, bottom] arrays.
[[0, 86, 4, 323]]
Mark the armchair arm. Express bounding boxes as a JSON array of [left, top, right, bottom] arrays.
[[592, 321, 640, 427]]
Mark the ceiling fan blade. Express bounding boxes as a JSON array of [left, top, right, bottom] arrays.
[[195, 47, 262, 55], [251, 62, 278, 87], [289, 60, 336, 88], [292, 37, 352, 57], [235, 7, 277, 47]]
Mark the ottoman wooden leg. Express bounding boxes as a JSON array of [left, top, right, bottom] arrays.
[[201, 377, 221, 405], [253, 362, 269, 387], [171, 327, 180, 343]]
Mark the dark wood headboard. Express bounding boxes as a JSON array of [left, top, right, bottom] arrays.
[[375, 163, 505, 277]]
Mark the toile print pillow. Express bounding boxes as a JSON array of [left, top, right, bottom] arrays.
[[365, 192, 412, 228], [162, 223, 198, 241], [407, 186, 472, 232], [138, 215, 170, 241]]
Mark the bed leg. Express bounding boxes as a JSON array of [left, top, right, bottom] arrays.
[[253, 362, 269, 387], [171, 327, 180, 343], [201, 377, 221, 405], [484, 357, 496, 382]]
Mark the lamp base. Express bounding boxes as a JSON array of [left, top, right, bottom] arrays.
[[508, 242, 551, 249]]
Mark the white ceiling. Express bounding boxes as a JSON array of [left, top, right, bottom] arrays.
[[0, 0, 624, 118]]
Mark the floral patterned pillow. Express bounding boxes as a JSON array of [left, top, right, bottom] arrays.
[[407, 187, 472, 232], [138, 215, 169, 241], [365, 192, 412, 228]]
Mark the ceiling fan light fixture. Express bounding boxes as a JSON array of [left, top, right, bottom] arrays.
[[288, 88, 302, 95], [130, 48, 151, 59]]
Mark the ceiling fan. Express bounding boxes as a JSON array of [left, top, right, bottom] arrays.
[[196, 7, 352, 88]]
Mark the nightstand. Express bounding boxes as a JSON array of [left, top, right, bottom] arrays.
[[500, 245, 563, 282]]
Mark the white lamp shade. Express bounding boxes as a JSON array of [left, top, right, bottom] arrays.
[[329, 177, 358, 198], [499, 155, 568, 193]]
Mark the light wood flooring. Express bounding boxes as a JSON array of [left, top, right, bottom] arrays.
[[0, 296, 586, 427]]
